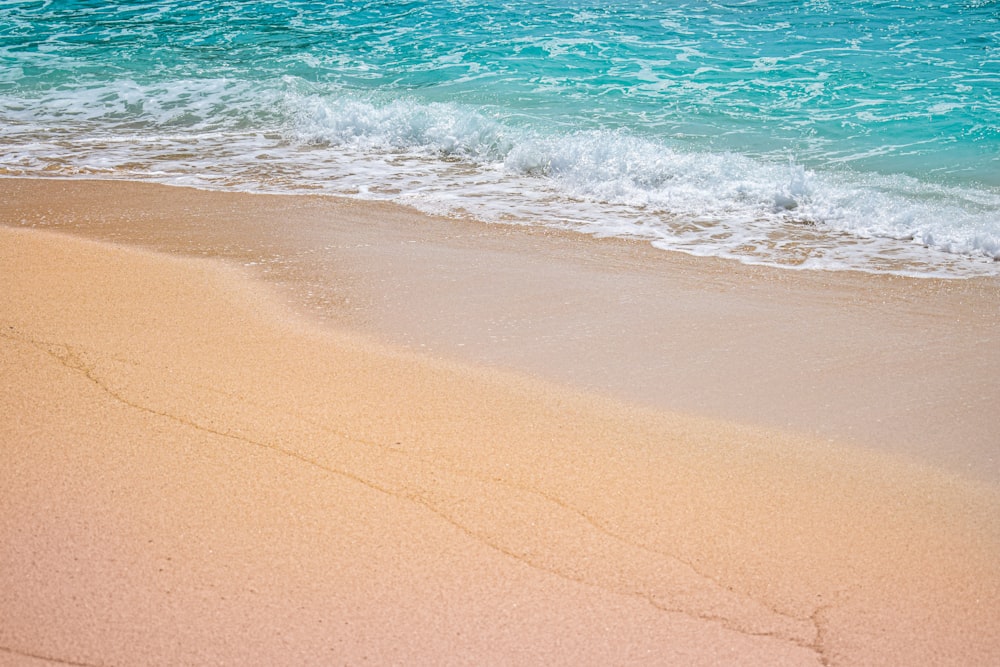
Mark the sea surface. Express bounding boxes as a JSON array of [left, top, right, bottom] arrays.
[[1, 0, 998, 277]]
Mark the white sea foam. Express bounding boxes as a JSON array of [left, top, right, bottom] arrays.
[[283, 94, 1000, 276], [1, 82, 998, 278]]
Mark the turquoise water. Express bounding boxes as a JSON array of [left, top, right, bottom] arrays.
[[1, 0, 998, 276]]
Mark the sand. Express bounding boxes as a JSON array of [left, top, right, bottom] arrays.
[[5, 178, 999, 481], [1, 178, 999, 665]]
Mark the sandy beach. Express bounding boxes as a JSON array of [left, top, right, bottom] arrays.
[[2, 178, 999, 665]]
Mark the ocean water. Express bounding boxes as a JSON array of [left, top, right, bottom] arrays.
[[1, 0, 998, 277]]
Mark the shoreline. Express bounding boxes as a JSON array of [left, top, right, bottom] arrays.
[[3, 177, 999, 482], [2, 178, 1000, 664]]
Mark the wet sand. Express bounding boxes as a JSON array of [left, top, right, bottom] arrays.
[[1, 178, 999, 665], [4, 178, 998, 482]]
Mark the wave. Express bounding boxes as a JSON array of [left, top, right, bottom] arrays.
[[290, 92, 1000, 271], [2, 80, 998, 277]]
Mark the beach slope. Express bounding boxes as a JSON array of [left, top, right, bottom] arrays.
[[1, 219, 999, 665]]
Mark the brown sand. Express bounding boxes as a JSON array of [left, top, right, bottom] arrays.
[[1, 179, 999, 665]]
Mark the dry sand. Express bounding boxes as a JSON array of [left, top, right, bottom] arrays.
[[1, 179, 999, 665]]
